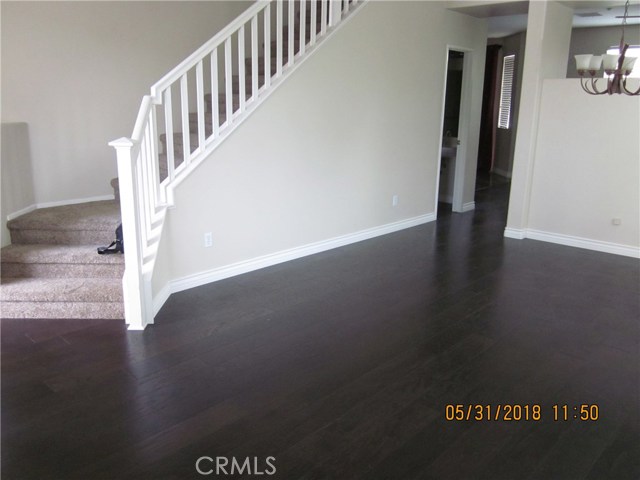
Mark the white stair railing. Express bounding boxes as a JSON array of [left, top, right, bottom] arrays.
[[110, 0, 364, 330]]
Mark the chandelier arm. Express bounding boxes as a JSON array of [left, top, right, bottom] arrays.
[[580, 77, 598, 94], [621, 78, 640, 96], [587, 77, 608, 95], [580, 77, 594, 94]]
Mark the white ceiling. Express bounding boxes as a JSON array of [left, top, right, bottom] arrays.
[[447, 0, 640, 38]]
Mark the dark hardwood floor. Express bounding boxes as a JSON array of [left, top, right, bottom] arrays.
[[2, 182, 639, 479]]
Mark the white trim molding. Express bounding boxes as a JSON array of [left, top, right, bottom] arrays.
[[7, 194, 116, 222], [36, 194, 115, 210], [6, 205, 37, 222], [504, 227, 526, 239], [153, 212, 437, 314], [504, 227, 639, 258], [461, 201, 475, 213], [152, 282, 172, 317]]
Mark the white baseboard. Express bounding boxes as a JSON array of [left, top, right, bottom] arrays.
[[36, 194, 115, 209], [152, 213, 436, 312], [7, 194, 116, 222], [504, 227, 526, 239], [525, 229, 639, 258], [152, 282, 172, 317], [6, 205, 37, 221], [504, 227, 639, 258], [461, 201, 475, 212]]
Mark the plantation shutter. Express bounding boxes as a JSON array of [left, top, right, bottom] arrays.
[[498, 54, 515, 130]]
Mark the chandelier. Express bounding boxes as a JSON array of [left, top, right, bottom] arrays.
[[574, 0, 639, 95]]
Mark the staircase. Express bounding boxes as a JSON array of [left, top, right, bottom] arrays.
[[1, 1, 364, 326], [0, 201, 125, 319], [1, 1, 363, 326], [111, 0, 329, 198]]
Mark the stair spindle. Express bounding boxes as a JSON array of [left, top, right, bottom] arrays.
[[288, 0, 294, 66], [196, 60, 206, 152], [299, 0, 306, 56], [277, 1, 283, 76], [163, 88, 175, 183], [251, 15, 259, 99], [179, 75, 191, 164], [310, 0, 317, 46], [264, 5, 271, 87], [224, 37, 233, 126], [211, 50, 220, 138]]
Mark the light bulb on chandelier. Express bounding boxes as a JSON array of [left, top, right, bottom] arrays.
[[574, 0, 640, 95]]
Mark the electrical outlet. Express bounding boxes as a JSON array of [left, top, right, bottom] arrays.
[[612, 218, 622, 226], [392, 195, 399, 207], [204, 232, 213, 247]]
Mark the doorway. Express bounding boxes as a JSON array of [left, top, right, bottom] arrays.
[[438, 50, 463, 212], [437, 48, 468, 214]]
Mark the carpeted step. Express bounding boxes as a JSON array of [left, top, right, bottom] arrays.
[[230, 74, 266, 94], [190, 110, 228, 126], [283, 21, 322, 41], [205, 93, 240, 115], [159, 132, 199, 156], [271, 39, 303, 58], [1, 244, 124, 279], [7, 201, 120, 246], [0, 277, 124, 319], [188, 113, 214, 137], [245, 56, 280, 75], [158, 153, 186, 181]]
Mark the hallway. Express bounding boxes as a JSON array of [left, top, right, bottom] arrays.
[[2, 184, 638, 479]]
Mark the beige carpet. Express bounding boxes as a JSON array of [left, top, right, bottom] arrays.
[[1, 201, 124, 319]]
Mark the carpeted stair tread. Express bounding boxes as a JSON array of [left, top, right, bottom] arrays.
[[8, 200, 120, 246], [7, 201, 119, 232], [1, 300, 124, 320], [1, 244, 124, 265], [1, 277, 123, 303], [1, 244, 124, 279]]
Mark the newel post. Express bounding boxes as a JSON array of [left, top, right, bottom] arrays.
[[109, 137, 150, 330]]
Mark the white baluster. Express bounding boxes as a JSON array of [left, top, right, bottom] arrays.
[[180, 74, 190, 164], [264, 5, 271, 87], [163, 88, 175, 182], [277, 0, 283, 77], [299, 0, 306, 56], [143, 113, 157, 220], [196, 60, 206, 150], [225, 37, 233, 127], [310, 0, 317, 46], [321, 0, 328, 35], [148, 105, 162, 205], [329, 0, 341, 27], [210, 50, 220, 138], [251, 15, 259, 99], [238, 25, 246, 112], [136, 130, 148, 247], [288, 0, 294, 66]]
